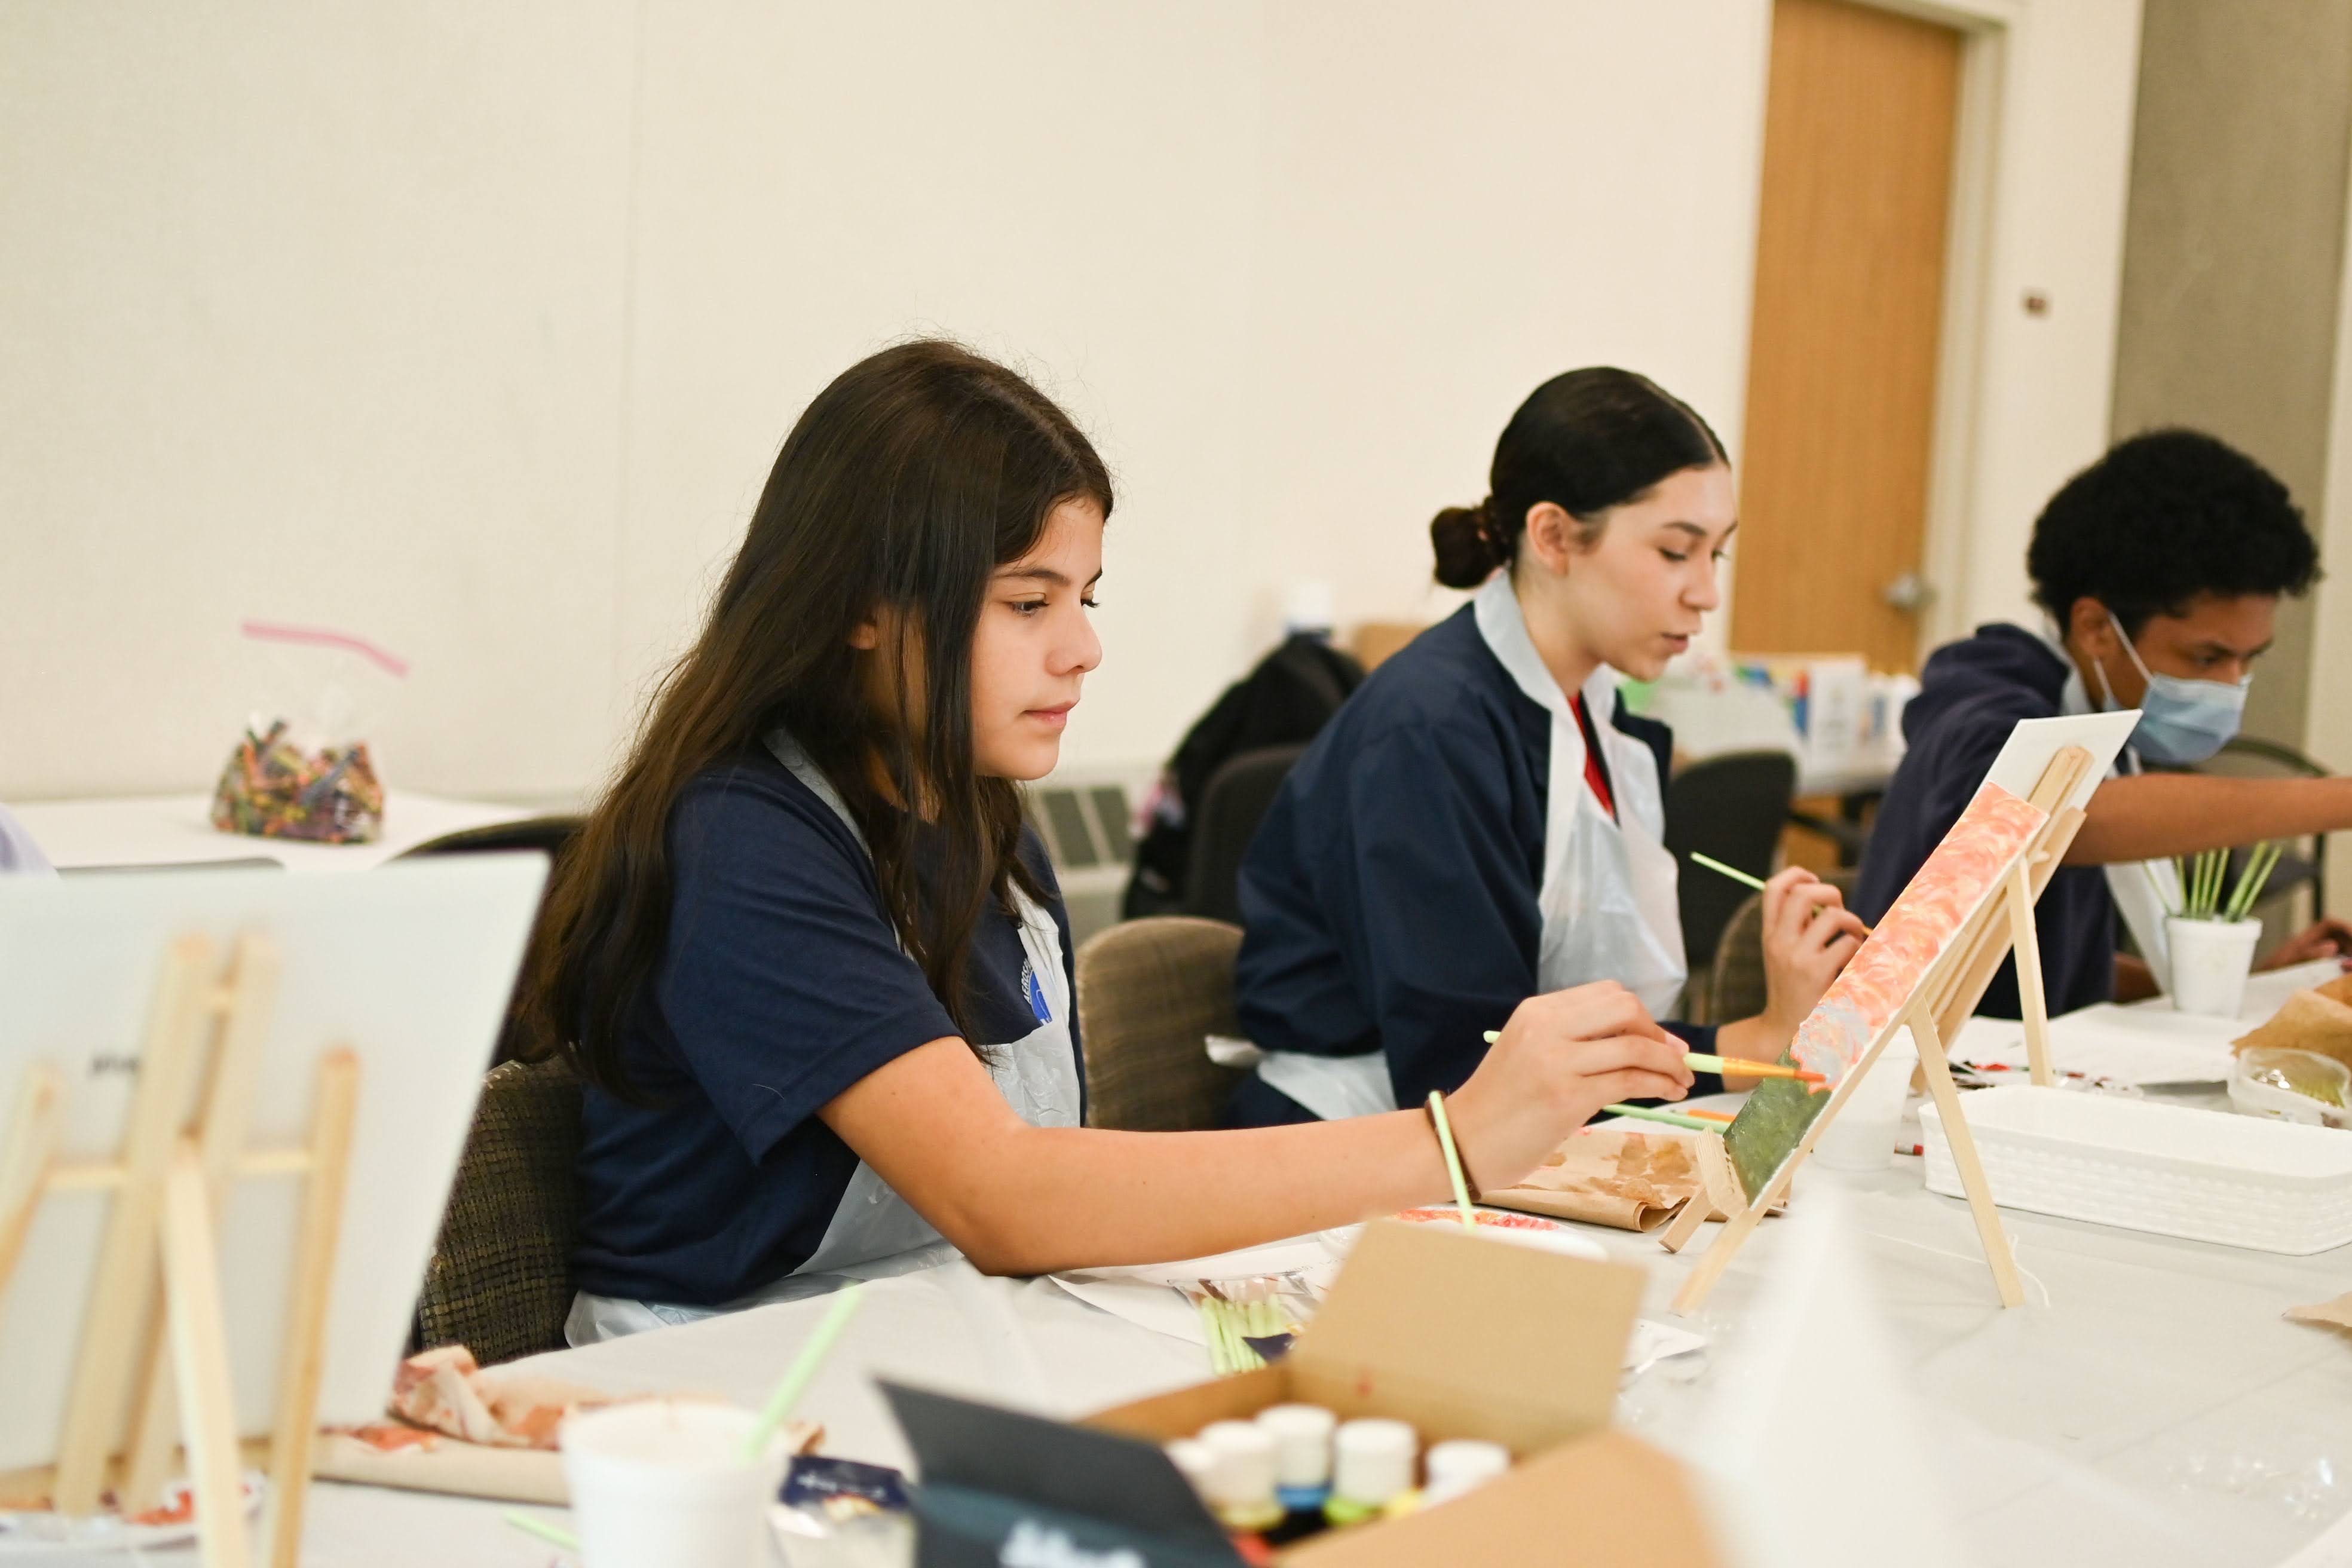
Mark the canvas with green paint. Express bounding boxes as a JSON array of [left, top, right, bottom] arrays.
[[1725, 783, 2049, 1201]]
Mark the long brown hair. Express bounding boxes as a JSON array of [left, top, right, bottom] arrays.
[[520, 340, 1113, 1100]]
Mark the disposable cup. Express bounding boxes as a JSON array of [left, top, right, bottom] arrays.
[[1810, 1028, 1919, 1174], [2166, 917, 2263, 1019], [560, 1400, 788, 1568]]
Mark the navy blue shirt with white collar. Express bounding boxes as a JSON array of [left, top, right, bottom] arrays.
[[570, 752, 1080, 1306], [1227, 604, 1719, 1124]]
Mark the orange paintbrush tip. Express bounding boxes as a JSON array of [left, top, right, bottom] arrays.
[[1686, 1108, 1737, 1122]]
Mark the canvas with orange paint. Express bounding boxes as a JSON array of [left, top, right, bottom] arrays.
[[1725, 782, 2047, 1200]]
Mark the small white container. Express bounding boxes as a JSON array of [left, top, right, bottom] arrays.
[[1918, 1084, 2352, 1254], [2166, 916, 2263, 1018], [1256, 1404, 1336, 1490], [1811, 1029, 1919, 1174], [1423, 1439, 1510, 1505], [1331, 1418, 1417, 1507], [560, 1401, 789, 1568]]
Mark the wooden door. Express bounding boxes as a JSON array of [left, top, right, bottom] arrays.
[[1731, 0, 1964, 673]]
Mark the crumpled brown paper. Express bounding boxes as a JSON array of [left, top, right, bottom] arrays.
[[1483, 1126, 1703, 1232], [2234, 974, 2352, 1074]]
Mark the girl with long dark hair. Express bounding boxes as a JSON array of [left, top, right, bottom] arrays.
[[1227, 368, 1867, 1127], [521, 342, 1692, 1338]]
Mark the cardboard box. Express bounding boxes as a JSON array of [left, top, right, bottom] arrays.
[[883, 1220, 1726, 1567]]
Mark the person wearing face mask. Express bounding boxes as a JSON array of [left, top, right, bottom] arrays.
[[1224, 368, 1868, 1127], [1858, 428, 2352, 1017]]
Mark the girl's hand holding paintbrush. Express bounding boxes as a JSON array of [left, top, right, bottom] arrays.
[[1711, 866, 1868, 1085], [1445, 982, 1692, 1192]]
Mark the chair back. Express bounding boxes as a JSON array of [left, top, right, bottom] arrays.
[[1184, 745, 1307, 925], [396, 814, 585, 863], [2197, 738, 2329, 920], [395, 814, 584, 1063], [1664, 751, 1798, 971], [412, 1055, 583, 1365], [1076, 917, 1247, 1131], [1704, 868, 1857, 1028]]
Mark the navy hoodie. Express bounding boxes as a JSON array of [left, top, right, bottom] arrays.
[[1855, 624, 2114, 1018]]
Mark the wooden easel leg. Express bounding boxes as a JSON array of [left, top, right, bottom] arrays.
[[161, 1141, 252, 1568], [54, 935, 218, 1517], [1659, 1134, 1740, 1254], [265, 1049, 360, 1568], [2007, 866, 2055, 1088], [1910, 1007, 2026, 1308], [122, 936, 285, 1514], [0, 1063, 65, 1294]]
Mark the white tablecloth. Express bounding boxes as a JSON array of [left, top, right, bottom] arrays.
[[84, 966, 2352, 1567], [11, 792, 536, 873]]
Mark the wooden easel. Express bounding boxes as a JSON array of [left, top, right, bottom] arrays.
[[0, 932, 360, 1568], [1659, 746, 2094, 1316]]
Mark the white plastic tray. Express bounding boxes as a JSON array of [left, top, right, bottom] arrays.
[[1918, 1085, 2352, 1254]]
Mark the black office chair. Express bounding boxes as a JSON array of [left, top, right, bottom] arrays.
[[1184, 745, 1307, 926], [394, 814, 585, 864], [1663, 750, 1798, 980], [395, 814, 586, 1064]]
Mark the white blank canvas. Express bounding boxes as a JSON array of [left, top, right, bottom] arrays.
[[0, 855, 546, 1471]]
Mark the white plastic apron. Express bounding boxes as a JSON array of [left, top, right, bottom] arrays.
[[566, 730, 1080, 1343], [1257, 575, 1688, 1122]]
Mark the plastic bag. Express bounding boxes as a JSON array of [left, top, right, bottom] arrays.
[[2228, 1046, 2352, 1128], [209, 621, 406, 845]]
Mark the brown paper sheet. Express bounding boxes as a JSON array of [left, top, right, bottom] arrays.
[[1481, 1128, 1701, 1232], [2234, 973, 2352, 1074]]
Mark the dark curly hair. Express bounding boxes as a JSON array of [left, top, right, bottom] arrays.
[[2028, 428, 2318, 636]]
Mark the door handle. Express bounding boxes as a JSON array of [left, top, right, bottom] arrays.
[[1883, 572, 1935, 613]]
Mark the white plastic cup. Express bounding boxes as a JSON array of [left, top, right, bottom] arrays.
[[1811, 1028, 1919, 1174], [559, 1400, 789, 1568], [2167, 916, 2264, 1018]]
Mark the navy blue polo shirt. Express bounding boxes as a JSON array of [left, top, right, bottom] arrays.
[[571, 753, 1080, 1306], [1857, 624, 2114, 1018], [1226, 604, 1719, 1125]]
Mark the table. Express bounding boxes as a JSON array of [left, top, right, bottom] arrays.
[[95, 974, 2352, 1567], [11, 792, 536, 874]]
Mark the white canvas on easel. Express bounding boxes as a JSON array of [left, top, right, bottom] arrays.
[[0, 858, 544, 1488], [1979, 709, 2174, 990]]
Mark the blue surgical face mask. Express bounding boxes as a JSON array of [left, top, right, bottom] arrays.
[[2092, 610, 2249, 765]]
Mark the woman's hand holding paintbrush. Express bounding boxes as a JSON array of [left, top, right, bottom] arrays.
[[1699, 863, 1869, 1085]]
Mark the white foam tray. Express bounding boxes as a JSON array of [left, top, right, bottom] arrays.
[[1918, 1085, 2352, 1254]]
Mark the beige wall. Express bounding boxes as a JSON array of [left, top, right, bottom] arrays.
[[2110, 0, 2352, 752], [0, 1, 2144, 805]]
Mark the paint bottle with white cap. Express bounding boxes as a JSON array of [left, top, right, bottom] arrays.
[[1197, 1419, 1285, 1535], [1422, 1438, 1511, 1506], [1323, 1417, 1418, 1528]]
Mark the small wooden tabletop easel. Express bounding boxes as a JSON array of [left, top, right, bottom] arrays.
[[0, 932, 360, 1568], [1660, 745, 2094, 1316]]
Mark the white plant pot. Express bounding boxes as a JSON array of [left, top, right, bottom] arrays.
[[2166, 916, 2262, 1019]]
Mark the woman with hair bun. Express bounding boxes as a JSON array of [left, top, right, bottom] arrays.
[[1227, 368, 1867, 1126]]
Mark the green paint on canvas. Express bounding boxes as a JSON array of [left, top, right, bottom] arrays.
[[1725, 1077, 1829, 1203]]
